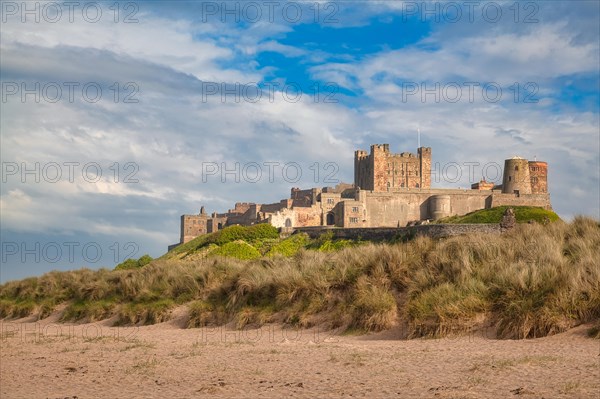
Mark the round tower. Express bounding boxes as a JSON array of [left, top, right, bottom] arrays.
[[502, 157, 532, 194], [430, 194, 451, 220], [528, 161, 548, 194]]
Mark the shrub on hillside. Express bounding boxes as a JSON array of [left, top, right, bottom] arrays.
[[267, 233, 310, 257], [215, 224, 279, 245], [114, 255, 154, 270], [209, 241, 262, 260]]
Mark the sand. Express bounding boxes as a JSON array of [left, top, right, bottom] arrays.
[[1, 311, 598, 399]]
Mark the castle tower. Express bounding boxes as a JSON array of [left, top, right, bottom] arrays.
[[180, 211, 208, 244], [371, 144, 390, 191], [528, 161, 548, 193], [354, 144, 432, 191], [354, 150, 370, 190], [418, 147, 431, 189], [502, 157, 532, 195]]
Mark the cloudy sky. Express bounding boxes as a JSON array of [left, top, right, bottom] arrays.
[[1, 1, 599, 282]]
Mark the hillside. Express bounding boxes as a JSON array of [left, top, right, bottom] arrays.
[[161, 223, 357, 261], [438, 205, 560, 224], [1, 216, 598, 340]]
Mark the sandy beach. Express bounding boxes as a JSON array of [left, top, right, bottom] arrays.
[[1, 309, 598, 399]]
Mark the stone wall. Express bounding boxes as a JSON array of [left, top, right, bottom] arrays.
[[529, 161, 548, 194], [295, 223, 502, 240], [359, 188, 491, 227], [290, 188, 317, 207], [490, 192, 551, 209]]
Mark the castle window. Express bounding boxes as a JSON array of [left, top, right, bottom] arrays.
[[327, 198, 334, 205], [515, 166, 519, 171], [509, 176, 512, 181], [352, 206, 359, 212], [326, 213, 335, 225], [349, 217, 358, 223]]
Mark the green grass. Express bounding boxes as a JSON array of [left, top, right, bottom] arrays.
[[209, 241, 262, 260], [266, 233, 310, 257], [215, 224, 279, 245], [162, 224, 279, 260], [114, 255, 153, 271], [438, 206, 560, 224], [165, 224, 362, 261]]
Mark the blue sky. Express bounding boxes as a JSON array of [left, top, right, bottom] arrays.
[[1, 1, 599, 282]]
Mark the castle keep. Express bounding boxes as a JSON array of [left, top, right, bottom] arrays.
[[171, 145, 551, 249], [355, 144, 431, 190]]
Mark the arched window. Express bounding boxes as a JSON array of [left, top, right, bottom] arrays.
[[285, 218, 292, 228], [515, 166, 519, 171]]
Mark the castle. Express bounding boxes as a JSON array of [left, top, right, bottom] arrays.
[[170, 145, 550, 249]]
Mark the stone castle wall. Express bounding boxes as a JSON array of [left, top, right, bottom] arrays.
[[296, 223, 502, 241], [171, 144, 552, 249]]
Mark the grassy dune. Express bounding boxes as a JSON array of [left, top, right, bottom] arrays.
[[438, 205, 560, 224], [1, 216, 598, 340]]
